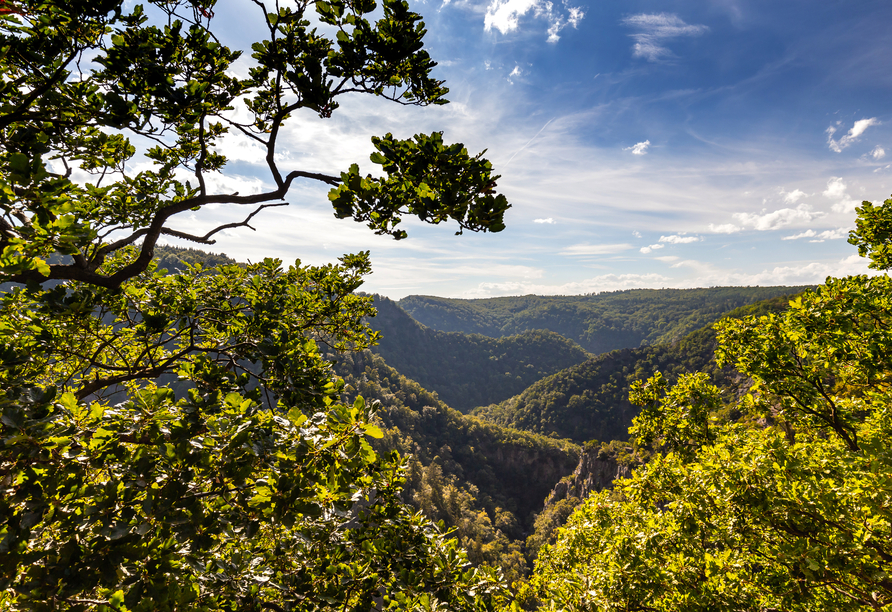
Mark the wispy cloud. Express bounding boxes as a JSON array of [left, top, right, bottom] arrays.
[[641, 234, 700, 253], [561, 243, 633, 256], [641, 234, 702, 253], [827, 118, 880, 153], [534, 217, 555, 224], [782, 228, 849, 242], [473, 272, 672, 296], [485, 0, 584, 42], [464, 254, 875, 298], [621, 13, 708, 62], [872, 146, 886, 160], [624, 140, 651, 155], [659, 234, 701, 244], [507, 64, 524, 84]]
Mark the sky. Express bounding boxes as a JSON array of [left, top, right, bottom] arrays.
[[161, 0, 892, 299]]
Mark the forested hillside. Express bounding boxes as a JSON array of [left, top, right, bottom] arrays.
[[368, 295, 591, 411], [330, 349, 580, 582], [154, 245, 238, 271], [399, 286, 807, 354], [473, 294, 795, 443]]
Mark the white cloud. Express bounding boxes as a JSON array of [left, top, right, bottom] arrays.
[[782, 188, 807, 204], [547, 4, 584, 42], [823, 177, 860, 213], [827, 118, 880, 153], [621, 13, 708, 62], [641, 235, 700, 253], [624, 140, 651, 155], [781, 229, 815, 241], [654, 255, 680, 262], [485, 0, 584, 43], [872, 146, 886, 160], [533, 217, 555, 224], [732, 203, 823, 231], [561, 243, 634, 256], [632, 230, 642, 238], [708, 223, 741, 234], [659, 234, 700, 244], [782, 228, 848, 241]]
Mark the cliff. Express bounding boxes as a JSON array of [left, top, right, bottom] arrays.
[[544, 445, 634, 507]]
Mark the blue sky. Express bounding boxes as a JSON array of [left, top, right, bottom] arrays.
[[164, 0, 892, 298]]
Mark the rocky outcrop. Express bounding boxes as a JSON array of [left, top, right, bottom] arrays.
[[544, 445, 633, 507]]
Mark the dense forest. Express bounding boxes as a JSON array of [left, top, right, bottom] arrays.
[[367, 295, 591, 411], [330, 349, 580, 583], [399, 286, 808, 354], [472, 294, 795, 443]]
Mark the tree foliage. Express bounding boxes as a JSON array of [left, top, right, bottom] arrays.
[[849, 196, 892, 270], [526, 206, 892, 611], [0, 0, 511, 609]]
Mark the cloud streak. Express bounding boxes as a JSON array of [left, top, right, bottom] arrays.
[[621, 13, 708, 62], [561, 243, 634, 256], [782, 228, 849, 242], [463, 254, 875, 298]]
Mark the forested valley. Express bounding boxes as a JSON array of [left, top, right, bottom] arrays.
[[104, 248, 818, 587], [3, 2, 892, 611]]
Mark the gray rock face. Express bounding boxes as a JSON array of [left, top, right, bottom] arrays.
[[544, 446, 632, 507]]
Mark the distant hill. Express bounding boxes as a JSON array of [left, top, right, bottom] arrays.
[[154, 245, 237, 271], [368, 295, 591, 411], [471, 294, 797, 444], [399, 286, 809, 355]]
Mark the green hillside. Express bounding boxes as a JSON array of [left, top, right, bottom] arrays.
[[331, 349, 580, 581], [472, 294, 796, 443], [399, 286, 808, 354], [368, 295, 591, 411], [154, 245, 238, 271]]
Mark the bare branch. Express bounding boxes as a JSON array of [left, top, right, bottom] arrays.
[[161, 202, 289, 244]]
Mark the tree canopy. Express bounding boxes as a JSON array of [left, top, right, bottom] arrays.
[[0, 0, 510, 609]]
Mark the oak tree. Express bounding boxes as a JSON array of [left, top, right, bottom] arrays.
[[0, 0, 510, 609]]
